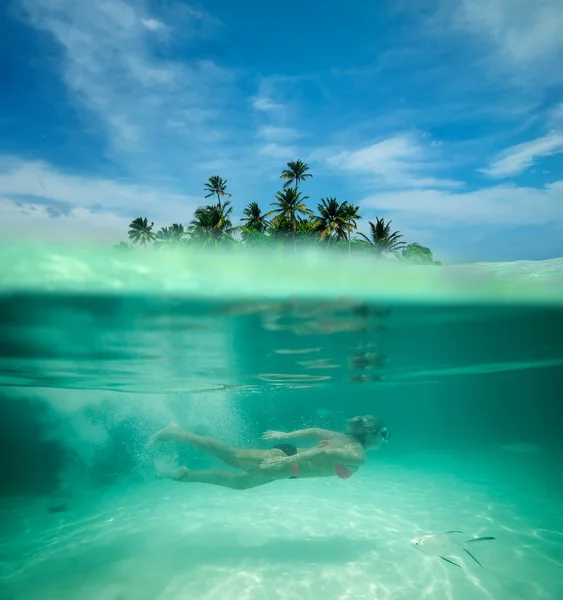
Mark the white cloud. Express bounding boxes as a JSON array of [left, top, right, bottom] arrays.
[[454, 0, 563, 68], [482, 133, 563, 178], [259, 143, 297, 160], [549, 103, 563, 127], [0, 200, 129, 243], [250, 80, 304, 167], [361, 180, 563, 228], [18, 0, 299, 186], [250, 78, 291, 120], [17, 0, 230, 177], [257, 126, 300, 143], [330, 136, 417, 170], [420, 0, 563, 93], [252, 97, 284, 113], [0, 157, 199, 241], [141, 18, 165, 31], [323, 134, 461, 189]]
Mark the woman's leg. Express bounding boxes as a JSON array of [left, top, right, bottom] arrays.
[[149, 422, 265, 469], [160, 466, 274, 490]]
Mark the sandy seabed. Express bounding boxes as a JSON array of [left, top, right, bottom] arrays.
[[1, 452, 562, 600]]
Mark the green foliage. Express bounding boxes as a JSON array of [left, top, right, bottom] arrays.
[[314, 197, 348, 246], [117, 166, 440, 263], [188, 201, 238, 246], [296, 219, 319, 236], [267, 188, 314, 249], [342, 203, 362, 254], [204, 176, 232, 207], [154, 224, 186, 249], [114, 241, 132, 251], [280, 159, 312, 190], [240, 227, 270, 246], [241, 202, 269, 233], [358, 217, 406, 256], [128, 217, 156, 248], [402, 243, 437, 264]]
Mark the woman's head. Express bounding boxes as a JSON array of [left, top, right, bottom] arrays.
[[347, 415, 388, 449]]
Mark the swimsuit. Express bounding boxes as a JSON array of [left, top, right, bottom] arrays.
[[273, 441, 358, 480], [272, 443, 299, 478]]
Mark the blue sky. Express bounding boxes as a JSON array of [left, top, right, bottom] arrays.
[[0, 0, 562, 262]]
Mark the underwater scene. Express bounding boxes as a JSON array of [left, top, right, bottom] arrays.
[[0, 246, 562, 600]]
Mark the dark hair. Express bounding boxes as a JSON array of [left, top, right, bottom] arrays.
[[346, 415, 385, 447]]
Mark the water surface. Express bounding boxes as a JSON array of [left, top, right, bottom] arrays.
[[1, 246, 562, 599]]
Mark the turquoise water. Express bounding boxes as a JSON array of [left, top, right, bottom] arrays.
[[0, 246, 562, 599]]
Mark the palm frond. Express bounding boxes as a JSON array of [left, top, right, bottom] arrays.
[[280, 159, 313, 189]]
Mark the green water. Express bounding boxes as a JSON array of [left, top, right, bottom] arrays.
[[0, 246, 562, 599]]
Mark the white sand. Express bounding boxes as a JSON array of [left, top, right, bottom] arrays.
[[1, 452, 562, 600]]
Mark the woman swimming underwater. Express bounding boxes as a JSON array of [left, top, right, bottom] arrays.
[[150, 415, 388, 490]]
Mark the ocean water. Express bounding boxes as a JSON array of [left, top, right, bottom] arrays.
[[0, 245, 562, 600]]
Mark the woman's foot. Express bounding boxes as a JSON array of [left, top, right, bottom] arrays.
[[148, 422, 184, 447], [157, 466, 190, 481]]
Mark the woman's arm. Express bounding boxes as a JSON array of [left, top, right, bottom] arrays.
[[260, 444, 365, 470], [262, 428, 338, 441], [293, 445, 365, 466]]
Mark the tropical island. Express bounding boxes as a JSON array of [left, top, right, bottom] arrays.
[[117, 160, 440, 265]]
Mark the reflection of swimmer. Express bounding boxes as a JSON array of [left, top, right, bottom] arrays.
[[349, 373, 385, 383], [150, 416, 388, 490], [350, 351, 387, 371]]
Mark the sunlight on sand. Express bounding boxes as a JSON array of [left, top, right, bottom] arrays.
[[1, 456, 561, 600]]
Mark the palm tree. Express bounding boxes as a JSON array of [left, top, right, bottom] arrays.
[[267, 188, 313, 249], [341, 202, 362, 256], [241, 202, 269, 233], [402, 243, 439, 264], [188, 201, 238, 246], [204, 176, 232, 208], [128, 217, 156, 248], [114, 241, 132, 251], [280, 159, 312, 190], [314, 197, 348, 249], [358, 217, 406, 257], [154, 223, 186, 249]]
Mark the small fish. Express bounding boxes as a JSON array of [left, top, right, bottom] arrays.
[[411, 531, 495, 568]]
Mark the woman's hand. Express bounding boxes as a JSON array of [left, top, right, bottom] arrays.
[[261, 430, 288, 441], [260, 455, 291, 470]]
